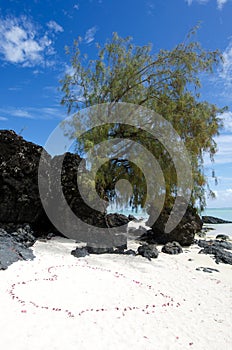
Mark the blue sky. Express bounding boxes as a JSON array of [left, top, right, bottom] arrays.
[[0, 0, 231, 208]]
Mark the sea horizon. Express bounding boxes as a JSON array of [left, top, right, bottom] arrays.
[[108, 206, 232, 222]]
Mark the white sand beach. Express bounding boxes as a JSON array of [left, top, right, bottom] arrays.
[[0, 224, 231, 350], [203, 223, 232, 238]]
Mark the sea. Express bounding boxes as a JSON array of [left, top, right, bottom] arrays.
[[108, 206, 232, 222], [201, 207, 232, 222]]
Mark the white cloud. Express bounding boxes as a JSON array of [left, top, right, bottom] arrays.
[[206, 188, 232, 207], [186, 0, 229, 9], [146, 2, 155, 15], [73, 4, 80, 10], [204, 134, 232, 165], [220, 111, 232, 132], [0, 15, 62, 67], [8, 87, 22, 91], [217, 0, 228, 9], [64, 64, 75, 76], [47, 20, 64, 33], [214, 135, 232, 164], [0, 106, 65, 120], [186, 0, 209, 5], [220, 41, 232, 85], [11, 109, 34, 119], [0, 116, 8, 121], [210, 37, 232, 100], [84, 26, 98, 44]]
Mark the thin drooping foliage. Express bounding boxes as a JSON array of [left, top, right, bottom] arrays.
[[60, 26, 226, 211]]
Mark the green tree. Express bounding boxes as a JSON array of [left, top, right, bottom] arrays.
[[60, 27, 226, 211]]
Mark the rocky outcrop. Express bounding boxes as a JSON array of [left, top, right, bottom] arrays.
[[0, 130, 51, 230], [0, 225, 35, 270], [45, 152, 113, 244], [0, 130, 205, 270], [197, 239, 232, 265], [202, 216, 232, 224], [146, 200, 203, 246], [71, 247, 90, 258], [128, 214, 139, 222], [137, 244, 159, 260], [0, 130, 130, 247], [161, 241, 183, 254], [106, 213, 129, 228], [195, 267, 219, 273], [216, 234, 230, 241]]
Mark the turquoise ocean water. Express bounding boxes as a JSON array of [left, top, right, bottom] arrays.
[[201, 208, 232, 222], [108, 205, 148, 219], [108, 206, 232, 222]]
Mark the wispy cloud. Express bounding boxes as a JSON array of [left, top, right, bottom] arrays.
[[84, 26, 98, 44], [0, 15, 62, 67], [8, 87, 22, 91], [186, 0, 229, 9], [73, 3, 80, 10], [217, 0, 228, 9], [210, 39, 232, 100], [0, 116, 8, 121], [206, 188, 232, 207], [47, 20, 64, 33], [215, 135, 232, 164], [204, 134, 232, 165], [221, 111, 232, 132], [186, 0, 209, 5], [146, 2, 155, 16], [0, 106, 65, 120], [219, 40, 232, 84]]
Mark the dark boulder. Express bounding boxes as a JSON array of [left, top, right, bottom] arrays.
[[85, 244, 114, 255], [128, 225, 148, 240], [146, 199, 203, 246], [113, 248, 136, 255], [128, 214, 138, 222], [106, 213, 129, 229], [122, 249, 137, 256], [0, 131, 128, 248], [202, 216, 232, 224], [137, 244, 159, 260], [196, 267, 219, 273], [197, 239, 232, 265], [47, 152, 109, 240], [197, 239, 232, 250], [216, 234, 230, 241], [71, 247, 89, 258], [0, 130, 51, 230], [161, 241, 183, 255], [0, 225, 35, 270]]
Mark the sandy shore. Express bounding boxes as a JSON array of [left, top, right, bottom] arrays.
[[203, 223, 232, 238], [0, 224, 231, 350]]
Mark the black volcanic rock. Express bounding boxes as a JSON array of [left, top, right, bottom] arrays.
[[202, 216, 232, 224], [196, 267, 219, 273], [128, 214, 138, 222], [46, 152, 109, 240], [106, 213, 129, 229], [161, 241, 183, 255], [197, 239, 232, 265], [0, 130, 130, 247], [0, 225, 35, 270], [71, 247, 89, 258], [137, 244, 159, 260], [146, 199, 203, 246], [216, 234, 230, 241], [0, 130, 51, 230]]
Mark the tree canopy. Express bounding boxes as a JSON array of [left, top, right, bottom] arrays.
[[60, 26, 226, 212]]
